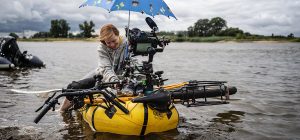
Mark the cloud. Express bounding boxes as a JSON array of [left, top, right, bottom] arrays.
[[0, 0, 299, 36]]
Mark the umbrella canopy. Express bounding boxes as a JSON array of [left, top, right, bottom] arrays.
[[79, 0, 176, 19]]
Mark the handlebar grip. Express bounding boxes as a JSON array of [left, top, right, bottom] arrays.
[[103, 89, 129, 114], [34, 101, 55, 124], [110, 98, 129, 114]]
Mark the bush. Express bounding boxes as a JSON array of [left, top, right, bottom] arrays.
[[236, 33, 246, 39], [32, 32, 51, 38], [175, 37, 185, 42]]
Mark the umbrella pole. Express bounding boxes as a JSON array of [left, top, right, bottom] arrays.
[[125, 10, 131, 59], [127, 10, 131, 41]]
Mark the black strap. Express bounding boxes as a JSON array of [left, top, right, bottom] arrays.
[[140, 103, 148, 136], [91, 106, 99, 131]]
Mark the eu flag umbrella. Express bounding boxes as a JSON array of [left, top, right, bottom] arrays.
[[79, 0, 176, 32]]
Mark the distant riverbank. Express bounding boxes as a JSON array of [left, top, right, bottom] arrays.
[[18, 37, 96, 42], [18, 36, 300, 43], [167, 36, 300, 43]]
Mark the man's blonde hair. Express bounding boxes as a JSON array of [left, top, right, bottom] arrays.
[[99, 24, 119, 44]]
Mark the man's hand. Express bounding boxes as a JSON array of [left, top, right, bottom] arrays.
[[117, 84, 134, 97], [113, 80, 123, 90]]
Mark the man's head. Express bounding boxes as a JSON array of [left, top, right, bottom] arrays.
[[99, 24, 120, 49]]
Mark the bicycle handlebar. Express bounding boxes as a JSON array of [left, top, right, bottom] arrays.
[[34, 99, 57, 124], [34, 86, 129, 123]]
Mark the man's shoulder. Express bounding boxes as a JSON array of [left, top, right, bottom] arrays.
[[98, 43, 108, 51]]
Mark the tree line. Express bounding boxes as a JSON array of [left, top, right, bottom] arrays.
[[28, 17, 246, 39], [159, 17, 295, 39], [32, 19, 96, 38], [185, 17, 246, 37]]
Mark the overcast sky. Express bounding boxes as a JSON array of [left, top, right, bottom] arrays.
[[0, 0, 299, 36]]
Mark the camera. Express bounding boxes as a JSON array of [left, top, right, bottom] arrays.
[[126, 17, 170, 56]]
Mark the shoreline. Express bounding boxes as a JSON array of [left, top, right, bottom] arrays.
[[17, 36, 300, 43]]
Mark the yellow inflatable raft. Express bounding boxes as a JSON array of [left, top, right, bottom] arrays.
[[32, 81, 236, 136], [81, 100, 179, 135]]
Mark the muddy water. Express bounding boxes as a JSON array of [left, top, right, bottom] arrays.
[[1, 42, 300, 139]]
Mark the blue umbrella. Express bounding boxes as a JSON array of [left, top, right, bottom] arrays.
[[79, 0, 176, 59], [79, 0, 177, 19]]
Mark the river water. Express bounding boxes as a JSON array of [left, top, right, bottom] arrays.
[[0, 41, 299, 139]]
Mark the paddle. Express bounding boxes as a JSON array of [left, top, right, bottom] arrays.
[[10, 89, 62, 94]]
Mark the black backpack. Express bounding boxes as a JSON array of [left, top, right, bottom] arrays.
[[0, 36, 22, 64]]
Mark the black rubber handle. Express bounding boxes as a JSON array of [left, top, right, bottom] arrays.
[[110, 98, 129, 114], [102, 90, 129, 114], [34, 100, 56, 124]]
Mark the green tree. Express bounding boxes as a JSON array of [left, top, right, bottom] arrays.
[[68, 33, 74, 38], [79, 20, 95, 38], [60, 19, 70, 37], [236, 33, 246, 39], [194, 19, 211, 37], [50, 19, 70, 38], [287, 33, 294, 38], [217, 27, 243, 36], [244, 32, 251, 36], [9, 32, 19, 39], [32, 32, 51, 38], [50, 20, 59, 37], [176, 31, 187, 38], [187, 26, 195, 37], [209, 17, 227, 35]]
